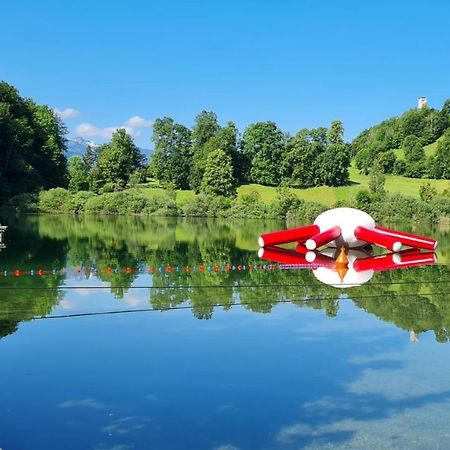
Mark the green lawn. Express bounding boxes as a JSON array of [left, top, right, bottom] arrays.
[[237, 171, 449, 207], [393, 136, 442, 160], [138, 170, 449, 208]]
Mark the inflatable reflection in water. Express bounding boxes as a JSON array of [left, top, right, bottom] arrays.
[[257, 207, 438, 288], [258, 246, 436, 288]]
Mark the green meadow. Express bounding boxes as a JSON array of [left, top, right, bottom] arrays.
[[139, 168, 449, 208]]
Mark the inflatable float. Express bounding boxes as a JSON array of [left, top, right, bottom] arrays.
[[258, 207, 437, 288]]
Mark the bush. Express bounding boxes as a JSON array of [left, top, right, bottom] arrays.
[[270, 188, 303, 218], [143, 193, 181, 216], [84, 191, 150, 215], [70, 191, 96, 214], [229, 191, 270, 218], [39, 188, 72, 213], [286, 201, 327, 223], [183, 194, 232, 217]]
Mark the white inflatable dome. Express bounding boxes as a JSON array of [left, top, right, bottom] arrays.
[[314, 207, 375, 248]]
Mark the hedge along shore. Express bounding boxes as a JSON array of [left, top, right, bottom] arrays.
[[3, 186, 450, 225]]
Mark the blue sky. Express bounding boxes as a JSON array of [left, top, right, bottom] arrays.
[[1, 0, 449, 148]]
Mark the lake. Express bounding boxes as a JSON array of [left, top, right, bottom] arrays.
[[0, 214, 449, 449]]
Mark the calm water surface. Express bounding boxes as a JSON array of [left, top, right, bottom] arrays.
[[0, 215, 449, 450]]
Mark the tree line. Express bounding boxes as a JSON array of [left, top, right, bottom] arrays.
[[1, 80, 449, 207], [150, 113, 351, 196], [353, 100, 450, 179]]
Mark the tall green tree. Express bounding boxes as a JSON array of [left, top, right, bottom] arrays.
[[95, 129, 145, 190], [190, 111, 221, 191], [202, 121, 242, 181], [318, 143, 351, 186], [327, 120, 344, 145], [242, 121, 286, 186], [0, 81, 67, 203], [68, 156, 90, 192], [403, 135, 425, 163], [151, 117, 192, 189], [200, 149, 236, 197]]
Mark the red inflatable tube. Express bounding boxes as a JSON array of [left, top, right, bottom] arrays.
[[258, 246, 311, 266], [353, 253, 397, 272], [258, 224, 319, 247], [295, 243, 309, 254], [353, 251, 436, 272], [306, 226, 341, 250], [304, 251, 338, 270], [354, 226, 402, 252], [394, 251, 436, 268], [374, 225, 437, 251]]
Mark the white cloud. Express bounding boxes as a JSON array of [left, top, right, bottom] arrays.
[[74, 115, 152, 141], [124, 115, 153, 128], [74, 123, 136, 140], [54, 107, 80, 119]]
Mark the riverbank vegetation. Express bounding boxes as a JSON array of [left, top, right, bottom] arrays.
[[1, 80, 449, 222]]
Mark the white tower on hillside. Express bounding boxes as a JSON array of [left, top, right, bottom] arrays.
[[418, 97, 427, 109]]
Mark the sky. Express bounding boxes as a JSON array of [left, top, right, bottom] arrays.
[[1, 0, 449, 148]]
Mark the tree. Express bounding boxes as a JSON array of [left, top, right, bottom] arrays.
[[403, 135, 424, 163], [95, 129, 145, 190], [82, 144, 99, 169], [29, 103, 68, 188], [200, 149, 236, 197], [202, 121, 242, 181], [376, 150, 397, 174], [283, 134, 324, 187], [369, 158, 386, 198], [151, 117, 192, 189], [327, 120, 344, 145], [429, 131, 450, 179], [242, 121, 286, 185], [68, 156, 89, 192], [190, 111, 220, 191], [0, 81, 67, 203], [318, 143, 350, 186]]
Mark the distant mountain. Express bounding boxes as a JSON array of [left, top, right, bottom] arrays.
[[66, 137, 152, 161], [66, 137, 100, 158]]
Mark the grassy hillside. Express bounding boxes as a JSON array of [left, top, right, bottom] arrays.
[[393, 135, 443, 160], [138, 171, 449, 208]]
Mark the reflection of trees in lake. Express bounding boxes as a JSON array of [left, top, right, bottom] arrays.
[[0, 216, 65, 338], [350, 266, 450, 342], [1, 214, 448, 340]]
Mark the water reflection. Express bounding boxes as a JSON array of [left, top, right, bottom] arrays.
[[1, 215, 450, 450], [0, 214, 449, 342]]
